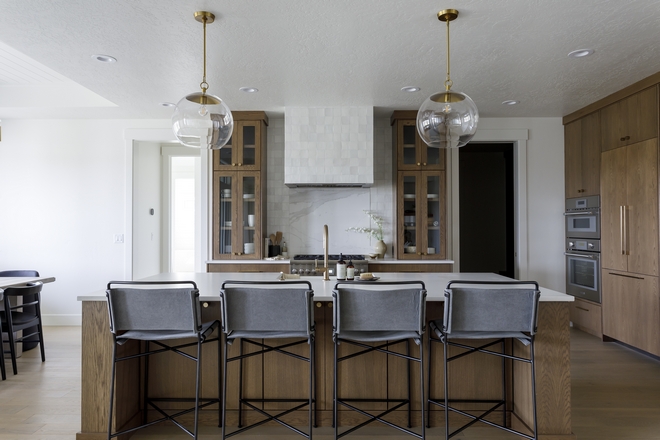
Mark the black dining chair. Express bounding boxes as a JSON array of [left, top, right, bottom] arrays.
[[0, 288, 5, 380], [0, 270, 40, 352], [1, 281, 46, 375]]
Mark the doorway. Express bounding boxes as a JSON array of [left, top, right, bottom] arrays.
[[458, 143, 515, 277]]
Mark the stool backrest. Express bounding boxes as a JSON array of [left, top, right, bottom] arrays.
[[443, 281, 540, 335], [333, 282, 427, 335], [220, 281, 314, 336], [0, 270, 40, 277], [106, 281, 201, 334]]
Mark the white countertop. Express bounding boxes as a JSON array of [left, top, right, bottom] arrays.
[[78, 272, 572, 302], [206, 258, 454, 265]]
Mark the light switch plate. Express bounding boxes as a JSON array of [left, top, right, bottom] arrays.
[[113, 234, 124, 244]]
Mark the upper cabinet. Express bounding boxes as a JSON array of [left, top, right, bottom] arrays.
[[211, 111, 268, 261], [392, 111, 447, 260], [564, 111, 601, 197], [213, 111, 268, 171], [601, 86, 658, 152], [391, 111, 445, 171]]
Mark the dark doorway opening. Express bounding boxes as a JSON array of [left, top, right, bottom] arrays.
[[459, 143, 515, 278]]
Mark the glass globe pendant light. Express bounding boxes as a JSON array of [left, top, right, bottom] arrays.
[[417, 9, 478, 149], [172, 11, 233, 149]]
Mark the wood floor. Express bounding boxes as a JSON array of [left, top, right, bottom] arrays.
[[1, 327, 659, 439]]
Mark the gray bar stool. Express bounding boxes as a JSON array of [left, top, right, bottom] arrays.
[[333, 281, 427, 440], [220, 280, 315, 439], [105, 280, 221, 440], [426, 280, 540, 440]]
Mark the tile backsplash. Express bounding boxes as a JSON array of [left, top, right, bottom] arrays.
[[267, 117, 393, 256]]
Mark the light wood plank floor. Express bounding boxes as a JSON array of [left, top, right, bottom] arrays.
[[1, 327, 659, 439]]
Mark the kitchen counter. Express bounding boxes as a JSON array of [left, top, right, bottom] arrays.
[[77, 272, 574, 439], [77, 271, 571, 302]]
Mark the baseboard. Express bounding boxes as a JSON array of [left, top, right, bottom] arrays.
[[42, 314, 82, 326]]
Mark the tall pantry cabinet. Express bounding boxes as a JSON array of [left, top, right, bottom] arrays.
[[599, 86, 660, 356]]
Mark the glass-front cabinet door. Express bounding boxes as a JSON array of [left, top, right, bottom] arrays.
[[213, 121, 262, 171], [213, 171, 261, 260], [395, 120, 444, 171], [397, 170, 445, 259]]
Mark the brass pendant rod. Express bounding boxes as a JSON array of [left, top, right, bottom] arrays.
[[445, 18, 451, 92], [201, 15, 208, 93]]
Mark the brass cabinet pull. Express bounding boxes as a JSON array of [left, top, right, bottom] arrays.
[[238, 163, 242, 166], [608, 272, 644, 280], [575, 306, 589, 312], [328, 302, 333, 308], [623, 205, 628, 255], [620, 206, 625, 255], [232, 163, 237, 166], [423, 162, 427, 166], [417, 162, 421, 166], [203, 302, 209, 308], [316, 302, 322, 308]]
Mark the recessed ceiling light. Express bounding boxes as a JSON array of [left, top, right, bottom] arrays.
[[159, 102, 176, 107], [91, 54, 117, 63], [568, 49, 595, 58], [502, 100, 519, 106], [401, 86, 421, 93], [239, 87, 259, 93]]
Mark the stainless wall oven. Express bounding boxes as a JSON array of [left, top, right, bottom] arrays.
[[565, 195, 600, 239], [565, 238, 601, 303]]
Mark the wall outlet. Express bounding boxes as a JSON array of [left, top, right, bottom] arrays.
[[113, 234, 124, 244]]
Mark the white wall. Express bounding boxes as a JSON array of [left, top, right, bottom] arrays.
[[0, 119, 171, 325], [0, 116, 565, 325]]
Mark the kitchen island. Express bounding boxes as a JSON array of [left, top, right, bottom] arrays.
[[77, 272, 574, 439]]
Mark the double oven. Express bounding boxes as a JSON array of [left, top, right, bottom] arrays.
[[564, 195, 601, 303]]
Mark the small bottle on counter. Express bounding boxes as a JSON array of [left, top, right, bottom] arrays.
[[336, 253, 347, 280], [346, 260, 355, 280], [282, 241, 288, 258]]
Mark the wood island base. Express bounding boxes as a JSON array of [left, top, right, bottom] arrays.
[[78, 298, 574, 439]]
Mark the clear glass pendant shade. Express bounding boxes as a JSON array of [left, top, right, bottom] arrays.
[[172, 91, 234, 149], [417, 90, 479, 149]]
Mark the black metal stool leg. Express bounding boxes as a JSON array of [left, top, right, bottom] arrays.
[[107, 341, 118, 440], [333, 338, 338, 435], [407, 339, 412, 428], [309, 337, 314, 440], [501, 339, 507, 427], [443, 339, 449, 440], [143, 341, 149, 425], [218, 333, 222, 427], [238, 338, 244, 428], [426, 336, 432, 428], [420, 340, 425, 440], [194, 338, 202, 440], [221, 339, 229, 440]]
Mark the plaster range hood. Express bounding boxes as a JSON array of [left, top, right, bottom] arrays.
[[284, 106, 374, 187]]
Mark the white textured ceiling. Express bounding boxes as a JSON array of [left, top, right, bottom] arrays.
[[0, 0, 659, 120]]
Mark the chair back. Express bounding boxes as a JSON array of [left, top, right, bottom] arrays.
[[443, 281, 540, 335], [220, 281, 314, 336], [106, 281, 201, 334], [0, 270, 40, 277], [3, 282, 43, 312], [333, 281, 427, 335]]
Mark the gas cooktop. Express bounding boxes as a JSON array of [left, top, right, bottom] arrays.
[[292, 254, 365, 261]]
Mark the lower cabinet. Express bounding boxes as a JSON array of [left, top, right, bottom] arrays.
[[207, 263, 289, 273], [602, 270, 660, 356], [369, 263, 453, 273], [569, 298, 602, 338]]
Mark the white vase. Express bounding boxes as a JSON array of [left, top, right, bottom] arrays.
[[374, 240, 387, 259]]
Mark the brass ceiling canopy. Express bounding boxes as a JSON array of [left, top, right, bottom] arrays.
[[438, 9, 458, 22]]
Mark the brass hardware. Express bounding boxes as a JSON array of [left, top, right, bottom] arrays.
[[575, 306, 589, 312], [438, 9, 459, 92], [609, 272, 644, 280], [417, 252, 422, 255], [620, 206, 624, 255], [328, 302, 333, 308], [423, 162, 427, 166], [417, 162, 421, 166], [624, 205, 629, 255], [203, 302, 209, 308], [318, 225, 330, 281], [316, 302, 322, 308], [232, 163, 237, 166], [238, 163, 242, 166]]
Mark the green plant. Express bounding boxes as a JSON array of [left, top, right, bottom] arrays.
[[346, 210, 384, 241]]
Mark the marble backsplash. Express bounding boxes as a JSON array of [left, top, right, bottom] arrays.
[[266, 117, 393, 257]]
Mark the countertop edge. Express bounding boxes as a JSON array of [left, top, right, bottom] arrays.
[[205, 259, 455, 265]]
